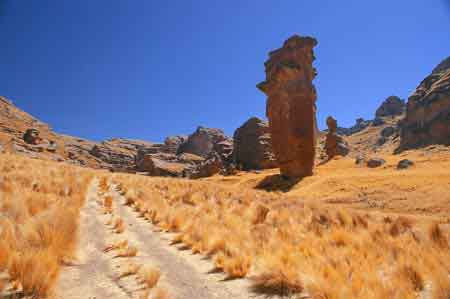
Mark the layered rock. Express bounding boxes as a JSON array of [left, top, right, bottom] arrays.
[[324, 116, 349, 159], [233, 117, 277, 170], [257, 35, 318, 177], [375, 96, 406, 117], [139, 155, 187, 177], [162, 135, 187, 154], [191, 139, 235, 178], [399, 56, 450, 150], [177, 126, 229, 158]]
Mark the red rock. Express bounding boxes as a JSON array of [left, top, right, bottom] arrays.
[[324, 116, 350, 159], [257, 35, 318, 177]]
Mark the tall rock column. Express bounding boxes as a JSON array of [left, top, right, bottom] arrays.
[[257, 35, 318, 178]]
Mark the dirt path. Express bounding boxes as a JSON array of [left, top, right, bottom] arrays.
[[55, 180, 268, 299], [54, 180, 139, 299]]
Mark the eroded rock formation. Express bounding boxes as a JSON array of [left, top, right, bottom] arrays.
[[375, 96, 406, 118], [177, 126, 229, 158], [257, 35, 318, 177], [233, 117, 277, 170], [324, 116, 350, 159], [399, 56, 450, 150]]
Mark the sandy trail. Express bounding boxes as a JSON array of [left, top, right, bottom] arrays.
[[55, 180, 268, 299], [55, 181, 138, 299]]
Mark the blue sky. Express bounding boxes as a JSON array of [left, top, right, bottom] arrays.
[[1, 1, 449, 142]]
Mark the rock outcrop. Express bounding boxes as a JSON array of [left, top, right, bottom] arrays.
[[23, 128, 42, 145], [140, 155, 187, 177], [324, 116, 350, 159], [398, 57, 450, 150], [375, 96, 406, 118], [162, 135, 187, 154], [257, 35, 318, 178], [177, 126, 229, 158], [233, 117, 277, 170]]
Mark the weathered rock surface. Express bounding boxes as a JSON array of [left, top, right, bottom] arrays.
[[177, 126, 229, 158], [375, 96, 406, 117], [90, 138, 158, 172], [140, 155, 187, 177], [397, 159, 414, 169], [399, 56, 450, 150], [162, 135, 187, 154], [23, 128, 42, 145], [324, 116, 350, 159], [367, 158, 386, 168], [380, 126, 396, 138], [257, 35, 318, 178], [233, 117, 277, 170]]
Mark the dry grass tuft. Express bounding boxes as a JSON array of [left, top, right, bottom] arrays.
[[251, 270, 303, 296], [429, 222, 449, 249], [118, 262, 141, 279], [113, 217, 125, 234], [104, 239, 129, 253], [115, 245, 138, 258], [138, 266, 161, 289], [152, 287, 169, 299]]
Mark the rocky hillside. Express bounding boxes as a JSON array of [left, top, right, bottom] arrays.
[[399, 56, 450, 150], [0, 96, 159, 170]]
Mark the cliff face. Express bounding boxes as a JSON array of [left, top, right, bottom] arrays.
[[399, 56, 450, 150], [257, 35, 318, 178]]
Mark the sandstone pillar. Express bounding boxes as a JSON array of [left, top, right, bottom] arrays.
[[257, 35, 318, 177]]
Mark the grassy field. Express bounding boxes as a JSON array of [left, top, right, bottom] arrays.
[[111, 148, 450, 298], [1, 148, 449, 298], [0, 154, 93, 298]]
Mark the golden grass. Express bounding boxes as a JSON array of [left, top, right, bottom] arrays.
[[118, 262, 141, 279], [111, 172, 450, 298], [152, 287, 169, 299], [113, 217, 125, 234], [137, 266, 161, 289], [0, 153, 94, 298], [115, 245, 138, 258]]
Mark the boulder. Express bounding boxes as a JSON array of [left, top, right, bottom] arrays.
[[397, 159, 414, 169], [140, 155, 187, 177], [324, 116, 350, 159], [233, 117, 277, 170], [367, 158, 386, 168], [177, 126, 229, 158], [190, 153, 223, 178], [375, 96, 406, 117], [399, 56, 450, 150], [257, 35, 318, 178], [23, 128, 42, 145]]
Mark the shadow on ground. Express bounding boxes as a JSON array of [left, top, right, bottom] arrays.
[[255, 174, 303, 192]]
